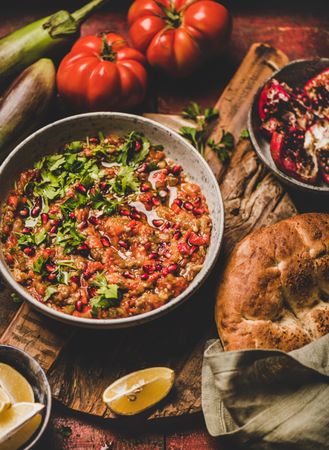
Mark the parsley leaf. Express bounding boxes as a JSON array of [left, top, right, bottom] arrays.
[[89, 191, 119, 215], [179, 102, 219, 156], [33, 255, 48, 275], [44, 286, 57, 302], [111, 166, 139, 196], [116, 132, 150, 166], [240, 128, 250, 139], [208, 131, 234, 163], [56, 219, 85, 254], [90, 273, 120, 315]]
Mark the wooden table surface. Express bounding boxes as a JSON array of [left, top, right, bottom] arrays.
[[1, 1, 329, 448]]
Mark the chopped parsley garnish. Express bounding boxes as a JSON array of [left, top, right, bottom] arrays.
[[55, 219, 85, 254], [33, 255, 49, 275], [90, 273, 120, 316], [116, 131, 150, 166], [16, 230, 48, 249], [44, 286, 57, 302], [111, 166, 139, 195], [89, 191, 119, 215]]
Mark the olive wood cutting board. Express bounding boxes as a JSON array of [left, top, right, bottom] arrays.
[[0, 43, 297, 419]]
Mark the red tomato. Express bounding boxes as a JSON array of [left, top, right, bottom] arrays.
[[128, 0, 231, 77], [56, 33, 148, 111]]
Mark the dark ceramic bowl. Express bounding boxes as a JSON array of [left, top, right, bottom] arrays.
[[248, 58, 329, 194], [0, 345, 51, 449]]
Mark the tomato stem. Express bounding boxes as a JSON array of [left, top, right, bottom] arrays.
[[101, 35, 116, 62]]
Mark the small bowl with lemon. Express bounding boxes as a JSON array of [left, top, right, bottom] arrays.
[[0, 345, 51, 450]]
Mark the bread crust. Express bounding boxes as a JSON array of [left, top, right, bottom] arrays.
[[216, 213, 329, 351]]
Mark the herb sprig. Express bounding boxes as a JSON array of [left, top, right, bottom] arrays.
[[179, 101, 235, 163]]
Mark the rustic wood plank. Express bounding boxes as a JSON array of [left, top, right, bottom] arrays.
[[0, 302, 72, 371]]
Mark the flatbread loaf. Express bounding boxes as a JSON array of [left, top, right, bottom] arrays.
[[216, 213, 329, 351]]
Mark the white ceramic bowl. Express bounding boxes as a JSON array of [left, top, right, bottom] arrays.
[[0, 113, 224, 328]]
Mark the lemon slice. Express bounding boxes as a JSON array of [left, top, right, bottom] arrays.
[[0, 388, 11, 415], [0, 402, 44, 445], [0, 364, 34, 404], [102, 367, 175, 416], [0, 414, 42, 450]]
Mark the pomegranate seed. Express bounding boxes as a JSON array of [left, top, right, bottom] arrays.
[[22, 227, 31, 234], [19, 207, 29, 218], [172, 165, 182, 175], [143, 264, 154, 273], [152, 197, 160, 206], [123, 271, 134, 279], [45, 263, 56, 273], [76, 183, 87, 195], [173, 231, 182, 240], [190, 245, 198, 255], [100, 181, 108, 191], [168, 264, 178, 273], [118, 240, 129, 250], [162, 267, 169, 276], [77, 244, 89, 254], [193, 197, 201, 207], [31, 205, 41, 217], [141, 183, 151, 192], [88, 216, 98, 225], [135, 140, 142, 152], [41, 213, 49, 224], [178, 242, 190, 254], [79, 221, 88, 230], [130, 212, 141, 220], [70, 275, 80, 284], [193, 208, 203, 216], [155, 263, 162, 271], [69, 212, 76, 220], [184, 201, 193, 211], [137, 163, 148, 173], [83, 270, 91, 280], [173, 199, 182, 207], [101, 236, 111, 247], [23, 247, 34, 256], [47, 273, 57, 282], [50, 219, 61, 226], [119, 208, 130, 216], [75, 300, 83, 312], [149, 252, 158, 260], [89, 137, 99, 144], [152, 219, 164, 227], [141, 273, 149, 280], [50, 226, 58, 234], [88, 286, 97, 297], [188, 233, 202, 246]]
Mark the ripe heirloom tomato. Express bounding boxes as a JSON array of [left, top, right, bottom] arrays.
[[56, 33, 148, 112], [128, 0, 231, 77]]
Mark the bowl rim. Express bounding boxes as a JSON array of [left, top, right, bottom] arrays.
[[248, 57, 329, 194], [0, 112, 224, 329], [0, 344, 52, 449]]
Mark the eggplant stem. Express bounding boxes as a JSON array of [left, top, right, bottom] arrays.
[[72, 0, 109, 24]]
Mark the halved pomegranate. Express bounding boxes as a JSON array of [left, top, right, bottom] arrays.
[[304, 68, 329, 120], [305, 120, 329, 184], [270, 128, 318, 184], [259, 79, 314, 135]]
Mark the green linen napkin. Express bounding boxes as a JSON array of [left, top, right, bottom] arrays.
[[202, 334, 329, 449]]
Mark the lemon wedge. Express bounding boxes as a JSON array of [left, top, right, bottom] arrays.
[[0, 364, 34, 404], [0, 402, 44, 446], [102, 367, 175, 416], [0, 388, 11, 415], [0, 414, 42, 450]]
